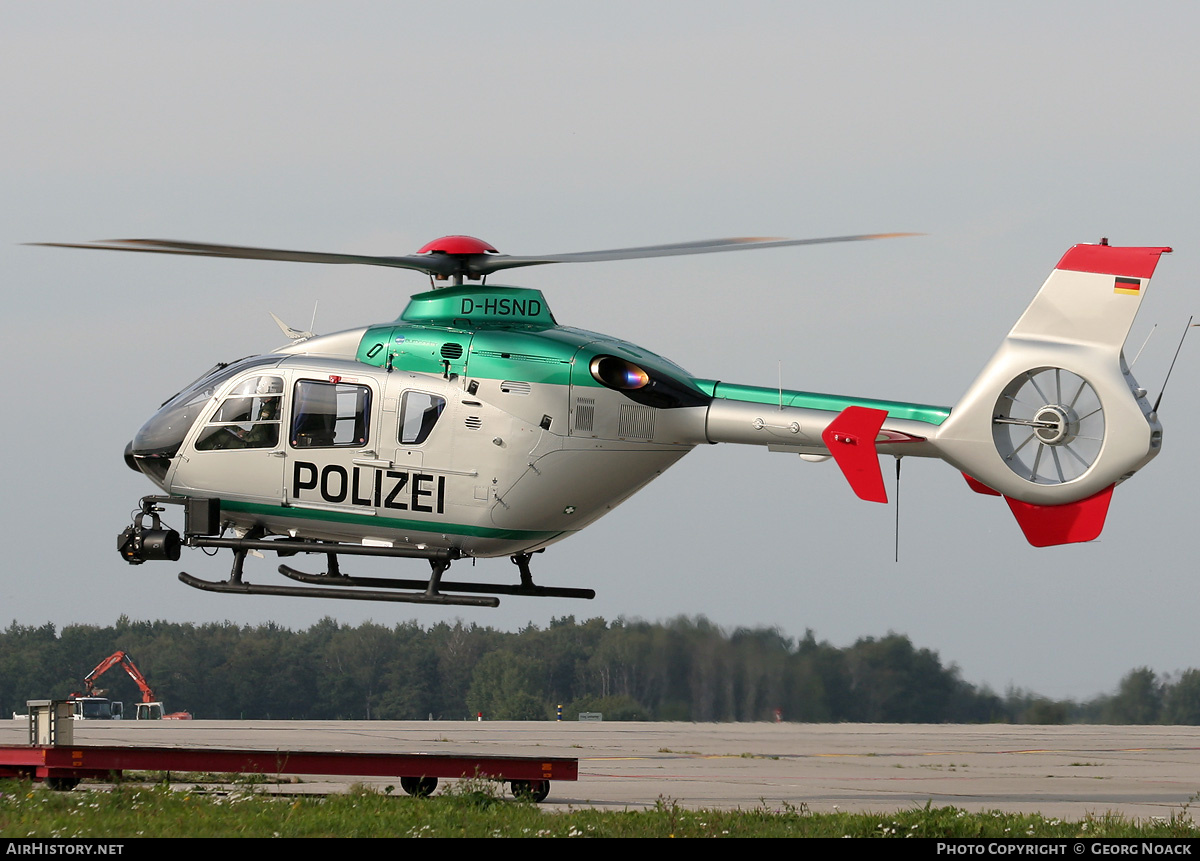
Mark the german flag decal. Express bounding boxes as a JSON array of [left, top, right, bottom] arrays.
[[1114, 276, 1141, 296]]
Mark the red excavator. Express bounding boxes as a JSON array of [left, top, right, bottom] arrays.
[[69, 650, 192, 720]]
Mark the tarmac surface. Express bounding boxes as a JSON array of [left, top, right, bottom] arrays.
[[4, 719, 1199, 820]]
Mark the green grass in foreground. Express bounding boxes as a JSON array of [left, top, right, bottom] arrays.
[[1, 779, 1198, 838]]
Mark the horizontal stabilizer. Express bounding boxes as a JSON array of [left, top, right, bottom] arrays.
[[1004, 485, 1115, 547], [821, 406, 888, 503]]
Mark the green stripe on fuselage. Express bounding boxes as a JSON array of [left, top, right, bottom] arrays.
[[692, 379, 951, 425], [220, 500, 566, 542]]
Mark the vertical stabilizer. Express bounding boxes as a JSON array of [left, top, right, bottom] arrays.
[[1009, 244, 1171, 347]]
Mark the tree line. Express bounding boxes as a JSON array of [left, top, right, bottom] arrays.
[[1, 616, 1196, 724]]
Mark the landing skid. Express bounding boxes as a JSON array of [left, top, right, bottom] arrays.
[[178, 570, 499, 607], [177, 538, 593, 607], [278, 562, 596, 600]]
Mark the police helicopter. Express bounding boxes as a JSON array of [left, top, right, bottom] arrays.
[[41, 234, 1173, 608]]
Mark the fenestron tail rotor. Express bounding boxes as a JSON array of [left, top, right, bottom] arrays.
[[31, 232, 919, 286], [992, 367, 1105, 485]]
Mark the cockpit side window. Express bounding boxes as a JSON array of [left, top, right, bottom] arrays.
[[398, 391, 446, 445], [290, 380, 371, 448], [194, 375, 284, 451]]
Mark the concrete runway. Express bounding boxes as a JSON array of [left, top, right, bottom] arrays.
[[5, 719, 1199, 820]]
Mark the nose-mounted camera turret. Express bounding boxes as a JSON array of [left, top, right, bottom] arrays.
[[117, 501, 181, 564]]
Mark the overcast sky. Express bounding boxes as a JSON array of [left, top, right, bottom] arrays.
[[3, 1, 1198, 700]]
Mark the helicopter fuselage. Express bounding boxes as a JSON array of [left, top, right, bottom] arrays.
[[127, 283, 951, 563], [130, 286, 713, 559]]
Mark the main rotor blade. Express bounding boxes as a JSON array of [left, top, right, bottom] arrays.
[[29, 239, 461, 277], [32, 232, 920, 282], [473, 233, 921, 276]]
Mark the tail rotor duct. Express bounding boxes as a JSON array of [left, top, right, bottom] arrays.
[[992, 367, 1105, 485]]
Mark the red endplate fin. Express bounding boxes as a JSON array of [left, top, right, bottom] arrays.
[[1003, 485, 1115, 547], [821, 406, 889, 503]]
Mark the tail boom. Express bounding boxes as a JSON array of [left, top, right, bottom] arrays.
[[695, 242, 1170, 547]]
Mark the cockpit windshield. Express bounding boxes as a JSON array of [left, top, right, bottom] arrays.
[[131, 356, 284, 462]]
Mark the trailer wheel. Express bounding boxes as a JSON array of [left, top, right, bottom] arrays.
[[400, 776, 438, 797], [510, 779, 550, 803], [45, 777, 80, 792]]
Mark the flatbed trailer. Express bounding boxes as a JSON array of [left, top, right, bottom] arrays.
[[0, 743, 577, 802]]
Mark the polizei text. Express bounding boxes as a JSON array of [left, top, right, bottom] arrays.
[[293, 462, 447, 514]]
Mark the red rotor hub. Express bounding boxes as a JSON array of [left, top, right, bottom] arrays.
[[416, 235, 498, 255]]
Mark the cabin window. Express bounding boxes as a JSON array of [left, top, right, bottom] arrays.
[[194, 375, 284, 451], [290, 380, 371, 448], [398, 391, 445, 445]]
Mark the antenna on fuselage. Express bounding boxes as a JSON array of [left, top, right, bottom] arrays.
[[270, 312, 316, 342], [893, 457, 902, 563], [1152, 315, 1196, 414], [1131, 323, 1157, 368]]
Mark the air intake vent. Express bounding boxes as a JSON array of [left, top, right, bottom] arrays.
[[440, 343, 464, 359], [464, 416, 483, 430], [618, 404, 654, 440], [500, 381, 532, 395], [574, 397, 595, 432]]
